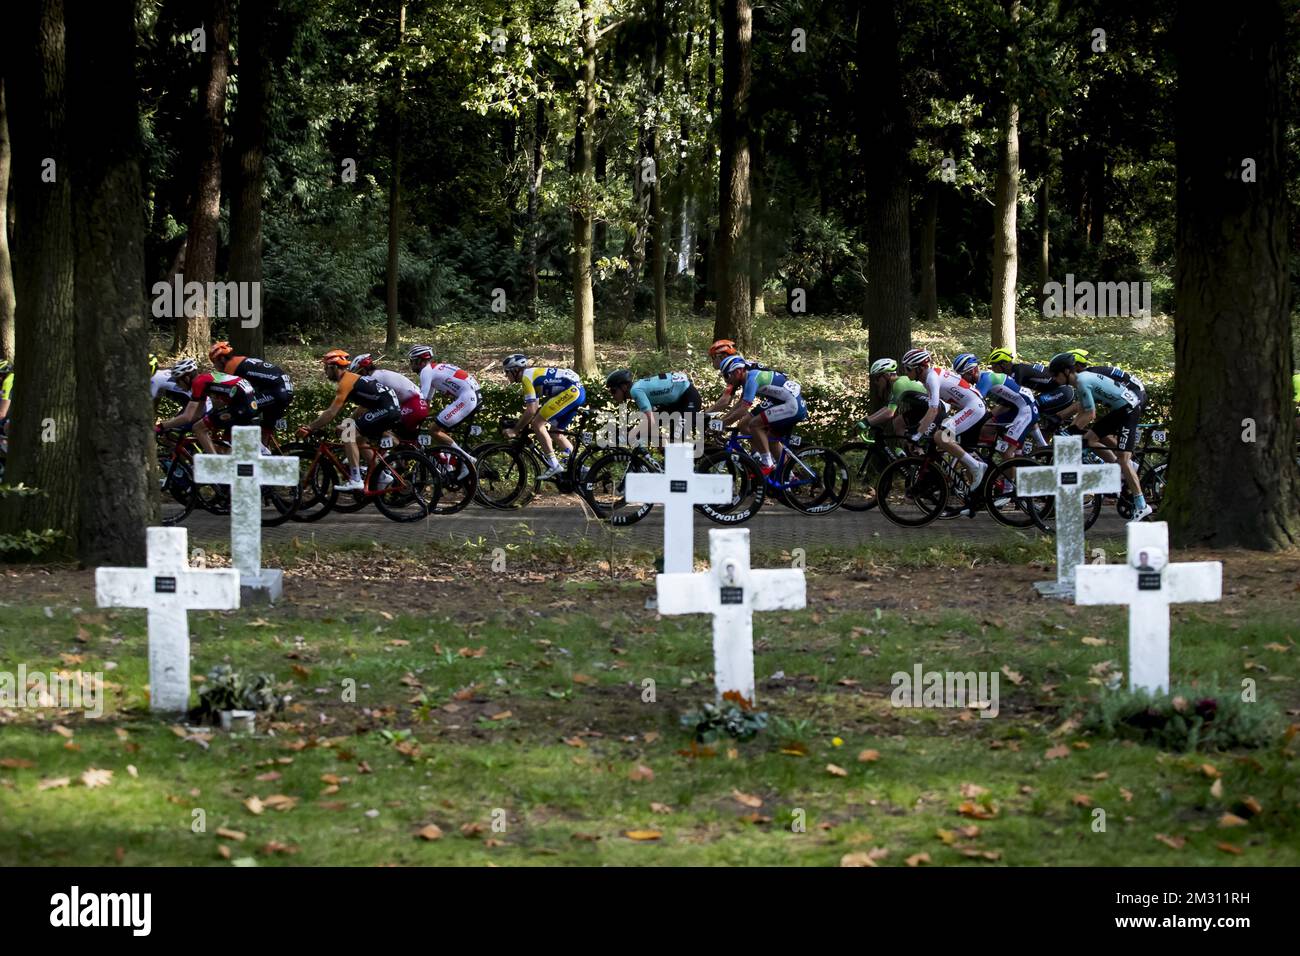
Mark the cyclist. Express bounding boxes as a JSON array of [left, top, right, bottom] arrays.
[[349, 353, 430, 439], [408, 345, 482, 461], [151, 357, 202, 414], [209, 342, 294, 441], [718, 355, 806, 475], [158, 360, 261, 455], [954, 352, 1045, 452], [708, 339, 739, 369], [866, 357, 930, 437], [605, 369, 702, 442], [1048, 351, 1150, 521], [502, 354, 585, 480], [1293, 370, 1300, 430], [986, 347, 1074, 415], [295, 349, 401, 491], [901, 347, 988, 491], [0, 359, 12, 434]]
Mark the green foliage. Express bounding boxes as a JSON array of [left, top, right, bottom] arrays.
[[192, 664, 284, 723], [0, 486, 63, 560], [1081, 685, 1282, 752], [681, 700, 769, 744]]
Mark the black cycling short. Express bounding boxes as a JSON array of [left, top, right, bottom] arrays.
[[657, 385, 702, 417], [897, 393, 929, 431], [957, 412, 992, 450], [353, 404, 402, 440], [1036, 384, 1075, 416], [254, 389, 293, 427], [205, 398, 261, 430], [1090, 401, 1143, 453]]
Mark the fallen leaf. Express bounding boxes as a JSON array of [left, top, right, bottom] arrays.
[[80, 768, 113, 789], [732, 789, 763, 808], [1210, 778, 1224, 799], [1217, 813, 1248, 828], [857, 749, 881, 763], [460, 822, 485, 838], [320, 773, 341, 786], [1200, 763, 1220, 779], [217, 844, 231, 860], [628, 764, 655, 782], [260, 841, 298, 856], [216, 827, 247, 842], [488, 710, 513, 721], [957, 801, 998, 820], [1081, 636, 1107, 646], [0, 758, 34, 769], [906, 852, 931, 867], [839, 852, 878, 867], [417, 825, 443, 841], [52, 725, 74, 739], [936, 829, 956, 845], [1072, 794, 1093, 807], [255, 771, 281, 783], [1155, 833, 1186, 850], [1120, 788, 1134, 803], [826, 763, 849, 777], [1216, 842, 1244, 855], [572, 673, 596, 685], [457, 646, 487, 659], [1091, 771, 1110, 781], [262, 794, 298, 812], [1000, 665, 1024, 685], [571, 832, 602, 842], [960, 782, 989, 798], [562, 737, 586, 749], [244, 796, 265, 815], [38, 777, 71, 791], [1242, 796, 1263, 816], [624, 830, 662, 841], [650, 802, 673, 814], [1044, 744, 1070, 760]]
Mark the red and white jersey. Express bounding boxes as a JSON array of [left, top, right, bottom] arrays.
[[369, 369, 420, 403], [924, 366, 985, 412], [419, 362, 479, 402]]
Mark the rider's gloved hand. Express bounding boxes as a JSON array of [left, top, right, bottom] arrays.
[[295, 425, 312, 439]]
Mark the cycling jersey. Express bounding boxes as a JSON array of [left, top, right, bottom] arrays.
[[420, 363, 480, 402], [1086, 364, 1144, 392], [0, 372, 12, 404], [519, 366, 582, 404], [1008, 362, 1058, 392], [923, 367, 985, 411], [1075, 370, 1141, 414], [328, 370, 399, 413], [630, 372, 693, 411], [739, 368, 801, 405], [975, 371, 1036, 443], [191, 372, 256, 406], [369, 369, 420, 403], [223, 356, 293, 396], [887, 376, 927, 411], [1293, 372, 1300, 406]]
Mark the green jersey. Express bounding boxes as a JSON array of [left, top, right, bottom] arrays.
[[887, 377, 926, 411]]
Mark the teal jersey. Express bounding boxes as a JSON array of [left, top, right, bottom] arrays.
[[629, 372, 691, 411], [1075, 370, 1141, 413]]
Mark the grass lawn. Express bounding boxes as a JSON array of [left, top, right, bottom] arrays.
[[2, 538, 1297, 867]]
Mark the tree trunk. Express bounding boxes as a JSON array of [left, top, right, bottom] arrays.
[[649, 0, 669, 350], [384, 2, 405, 353], [227, 0, 272, 357], [174, 0, 230, 356], [749, 127, 765, 318], [0, 80, 15, 361], [693, 0, 718, 316], [67, 0, 157, 563], [571, 0, 597, 375], [1163, 0, 1298, 550], [593, 126, 607, 262], [713, 0, 752, 349], [1037, 170, 1050, 313], [524, 100, 546, 322], [857, 0, 912, 362], [668, 23, 691, 280], [990, 0, 1020, 353], [919, 181, 939, 326], [1, 0, 79, 552], [1086, 145, 1105, 245]]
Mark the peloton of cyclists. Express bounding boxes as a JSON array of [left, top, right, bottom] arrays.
[[296, 349, 402, 491], [604, 369, 702, 443], [900, 347, 989, 494], [502, 354, 586, 480]]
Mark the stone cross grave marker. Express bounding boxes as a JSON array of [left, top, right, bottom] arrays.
[[624, 443, 732, 574], [1017, 434, 1121, 597], [193, 425, 299, 603], [655, 528, 805, 705], [96, 526, 240, 713], [1075, 521, 1221, 695]]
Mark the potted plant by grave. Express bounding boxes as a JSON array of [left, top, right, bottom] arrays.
[[190, 664, 285, 732]]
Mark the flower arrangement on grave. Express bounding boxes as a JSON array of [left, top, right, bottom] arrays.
[[1080, 686, 1281, 751], [191, 664, 285, 724], [681, 693, 769, 744]]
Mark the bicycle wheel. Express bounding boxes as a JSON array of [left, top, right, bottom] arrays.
[[281, 442, 339, 522], [780, 446, 850, 515], [697, 448, 765, 524], [983, 456, 1055, 528], [371, 448, 441, 522], [837, 442, 891, 512], [876, 456, 948, 527], [423, 446, 478, 515], [582, 449, 656, 524], [157, 452, 196, 526], [473, 442, 531, 508]]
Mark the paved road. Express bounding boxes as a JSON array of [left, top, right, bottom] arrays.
[[182, 499, 1131, 551]]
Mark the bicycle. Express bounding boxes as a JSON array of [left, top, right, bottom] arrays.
[[472, 408, 605, 509], [155, 427, 300, 526], [836, 421, 910, 512], [707, 421, 850, 517], [282, 432, 441, 522]]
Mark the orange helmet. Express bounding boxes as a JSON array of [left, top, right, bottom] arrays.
[[708, 339, 738, 360], [322, 349, 351, 368], [209, 341, 234, 365]]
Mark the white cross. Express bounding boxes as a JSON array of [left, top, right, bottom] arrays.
[[623, 442, 732, 574], [1075, 522, 1222, 695], [655, 528, 805, 705], [193, 426, 298, 596], [1017, 435, 1121, 593], [96, 527, 240, 713]]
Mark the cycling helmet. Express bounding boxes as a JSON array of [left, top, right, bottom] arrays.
[[322, 348, 351, 368], [0, 360, 13, 377], [952, 352, 979, 374], [1068, 348, 1091, 366], [605, 369, 634, 390], [900, 347, 931, 369], [148, 353, 159, 376], [407, 344, 433, 364], [502, 353, 530, 373], [349, 353, 374, 374], [708, 339, 739, 360], [209, 341, 233, 365], [719, 355, 749, 378], [1048, 352, 1076, 376], [987, 347, 1015, 365], [869, 358, 898, 377], [170, 357, 198, 378]]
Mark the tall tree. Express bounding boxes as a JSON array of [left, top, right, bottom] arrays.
[[571, 0, 597, 375], [385, 2, 405, 353], [649, 0, 669, 350], [1, 0, 79, 551], [67, 0, 157, 563], [691, 0, 718, 316], [919, 182, 939, 326], [174, 0, 231, 356], [857, 0, 912, 362], [523, 100, 546, 323], [0, 80, 14, 361], [989, 0, 1020, 353], [1162, 0, 1298, 550], [713, 0, 752, 348], [227, 0, 274, 358]]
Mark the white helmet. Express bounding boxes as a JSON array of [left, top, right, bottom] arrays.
[[170, 358, 198, 379], [900, 348, 931, 370], [502, 353, 529, 372], [869, 358, 898, 376]]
